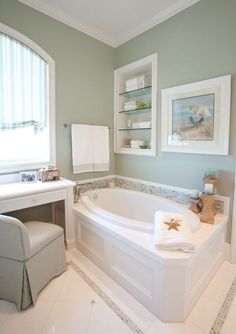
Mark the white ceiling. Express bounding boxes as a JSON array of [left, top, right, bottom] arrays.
[[18, 0, 200, 47]]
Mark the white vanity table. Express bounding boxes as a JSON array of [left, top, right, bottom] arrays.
[[0, 178, 76, 249]]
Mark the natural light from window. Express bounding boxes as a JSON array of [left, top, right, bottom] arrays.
[[0, 25, 55, 173]]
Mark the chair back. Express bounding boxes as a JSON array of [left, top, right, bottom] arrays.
[[0, 215, 31, 260]]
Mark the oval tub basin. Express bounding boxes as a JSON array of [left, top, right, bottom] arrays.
[[80, 188, 200, 232]]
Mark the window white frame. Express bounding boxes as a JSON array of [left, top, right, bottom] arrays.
[[0, 23, 55, 174]]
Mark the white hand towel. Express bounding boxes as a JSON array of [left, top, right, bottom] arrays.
[[93, 125, 109, 172], [153, 211, 195, 253], [71, 124, 94, 173]]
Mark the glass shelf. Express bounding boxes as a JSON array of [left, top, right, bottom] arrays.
[[118, 127, 151, 131], [119, 86, 152, 98], [122, 147, 151, 150], [119, 107, 151, 114]]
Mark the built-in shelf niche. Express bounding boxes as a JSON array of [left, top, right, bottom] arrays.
[[114, 54, 157, 156]]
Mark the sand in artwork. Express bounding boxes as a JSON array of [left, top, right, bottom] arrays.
[[172, 94, 214, 141]]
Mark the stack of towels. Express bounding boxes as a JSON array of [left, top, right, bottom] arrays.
[[125, 76, 146, 92], [129, 139, 145, 149], [132, 121, 151, 129], [124, 100, 137, 111], [153, 211, 195, 253]]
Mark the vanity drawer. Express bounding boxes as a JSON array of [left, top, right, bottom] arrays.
[[0, 189, 66, 213]]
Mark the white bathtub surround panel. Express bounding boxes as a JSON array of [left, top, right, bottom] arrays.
[[73, 186, 228, 321], [71, 124, 109, 173], [93, 125, 110, 171], [154, 211, 194, 253]]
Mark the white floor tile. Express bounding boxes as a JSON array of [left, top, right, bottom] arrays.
[[219, 261, 236, 275], [0, 300, 17, 329], [57, 266, 95, 302], [87, 300, 132, 334], [204, 281, 228, 304], [0, 301, 54, 334], [221, 304, 236, 334], [38, 270, 68, 302], [42, 302, 91, 334], [187, 295, 221, 333], [210, 265, 235, 293], [146, 319, 206, 334]]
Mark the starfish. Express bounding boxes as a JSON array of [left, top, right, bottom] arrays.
[[164, 218, 182, 231]]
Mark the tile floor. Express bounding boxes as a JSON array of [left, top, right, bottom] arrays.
[[0, 249, 236, 334]]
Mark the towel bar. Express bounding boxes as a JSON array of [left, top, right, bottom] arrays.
[[64, 123, 111, 129]]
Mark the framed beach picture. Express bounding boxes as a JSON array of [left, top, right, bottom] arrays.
[[161, 75, 231, 155]]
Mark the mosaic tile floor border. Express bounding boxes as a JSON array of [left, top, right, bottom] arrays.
[[209, 275, 236, 334], [70, 260, 236, 334], [69, 260, 144, 334]]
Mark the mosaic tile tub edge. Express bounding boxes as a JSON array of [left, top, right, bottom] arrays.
[[75, 177, 224, 214]]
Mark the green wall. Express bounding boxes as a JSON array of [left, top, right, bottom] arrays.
[[0, 0, 115, 181], [115, 0, 236, 199]]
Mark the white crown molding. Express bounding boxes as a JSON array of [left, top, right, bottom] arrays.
[[17, 0, 200, 48], [115, 0, 201, 46], [17, 0, 116, 47]]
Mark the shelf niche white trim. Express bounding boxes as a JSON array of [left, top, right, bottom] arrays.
[[114, 54, 157, 156]]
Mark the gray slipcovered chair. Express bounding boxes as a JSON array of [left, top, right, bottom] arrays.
[[0, 215, 67, 310]]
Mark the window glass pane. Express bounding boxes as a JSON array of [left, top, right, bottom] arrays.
[[0, 32, 50, 172]]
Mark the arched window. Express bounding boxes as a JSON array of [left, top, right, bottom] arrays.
[[0, 23, 55, 173]]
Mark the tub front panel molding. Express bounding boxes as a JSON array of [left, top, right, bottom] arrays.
[[74, 208, 225, 322], [73, 187, 228, 321]]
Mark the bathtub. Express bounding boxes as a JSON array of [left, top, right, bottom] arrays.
[[73, 187, 227, 322], [80, 188, 200, 233]]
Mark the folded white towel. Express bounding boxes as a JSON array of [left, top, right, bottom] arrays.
[[125, 83, 145, 92], [124, 101, 137, 111], [132, 121, 151, 129], [153, 211, 195, 253], [126, 76, 145, 87]]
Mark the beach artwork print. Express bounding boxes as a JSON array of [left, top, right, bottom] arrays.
[[172, 94, 215, 141]]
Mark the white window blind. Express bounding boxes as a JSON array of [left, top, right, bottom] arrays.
[[0, 26, 55, 173]]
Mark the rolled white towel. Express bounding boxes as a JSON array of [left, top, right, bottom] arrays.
[[153, 211, 195, 253]]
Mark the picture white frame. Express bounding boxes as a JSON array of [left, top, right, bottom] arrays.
[[19, 171, 38, 183], [161, 75, 231, 155]]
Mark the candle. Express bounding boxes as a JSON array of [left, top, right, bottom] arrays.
[[204, 168, 216, 179], [204, 183, 214, 195], [191, 189, 199, 200]]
